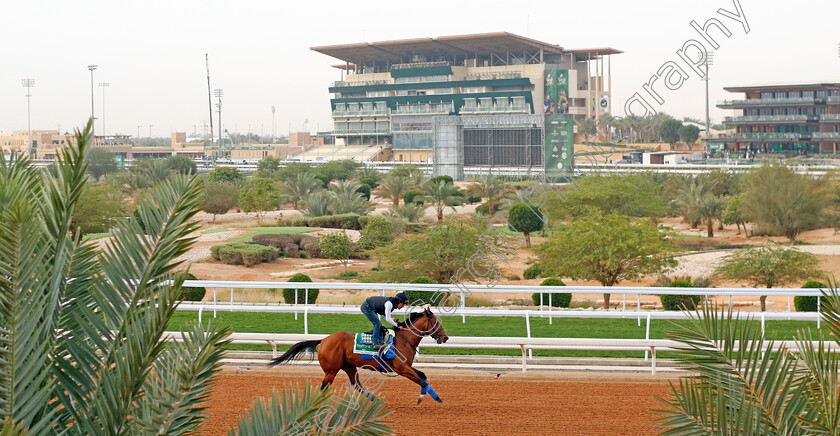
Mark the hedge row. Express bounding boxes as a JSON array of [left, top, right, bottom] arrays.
[[210, 243, 276, 267], [252, 233, 320, 258], [291, 213, 369, 230]]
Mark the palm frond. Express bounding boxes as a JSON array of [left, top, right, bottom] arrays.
[[229, 385, 392, 436], [132, 321, 231, 434]]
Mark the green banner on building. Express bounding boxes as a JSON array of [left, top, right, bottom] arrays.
[[544, 69, 573, 175]]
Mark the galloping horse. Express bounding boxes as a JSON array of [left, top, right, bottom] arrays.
[[269, 306, 449, 405]]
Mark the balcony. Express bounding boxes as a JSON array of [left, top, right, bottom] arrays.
[[829, 96, 840, 104], [812, 132, 840, 140], [723, 115, 817, 124], [333, 127, 391, 135], [717, 132, 814, 142], [820, 114, 840, 122], [718, 97, 821, 108], [332, 105, 390, 118], [393, 103, 454, 115]]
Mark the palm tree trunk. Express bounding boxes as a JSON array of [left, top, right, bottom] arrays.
[[393, 197, 399, 206], [706, 220, 714, 238], [524, 232, 531, 248], [437, 204, 443, 221]]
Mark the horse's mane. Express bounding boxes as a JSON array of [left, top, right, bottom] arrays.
[[408, 311, 429, 322]]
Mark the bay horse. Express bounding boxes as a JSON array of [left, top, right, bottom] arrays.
[[269, 306, 449, 405]]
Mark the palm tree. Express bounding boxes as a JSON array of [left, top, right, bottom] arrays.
[[284, 172, 322, 209], [0, 120, 392, 435], [578, 117, 597, 143], [467, 174, 512, 215], [597, 113, 615, 142], [422, 179, 465, 221], [330, 180, 372, 215], [374, 176, 410, 206], [655, 292, 840, 434], [698, 194, 727, 237], [387, 203, 428, 222], [671, 177, 717, 229], [301, 190, 333, 217]]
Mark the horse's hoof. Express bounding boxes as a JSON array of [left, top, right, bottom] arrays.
[[437, 400, 445, 408], [417, 395, 424, 404]]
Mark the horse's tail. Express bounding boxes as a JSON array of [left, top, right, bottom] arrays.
[[268, 340, 322, 367]]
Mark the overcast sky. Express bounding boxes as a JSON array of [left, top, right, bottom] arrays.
[[1, 0, 838, 138]]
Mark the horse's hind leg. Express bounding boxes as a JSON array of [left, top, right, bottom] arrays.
[[342, 364, 377, 401], [320, 369, 339, 390]]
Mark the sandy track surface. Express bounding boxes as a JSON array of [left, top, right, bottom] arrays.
[[202, 367, 672, 435]]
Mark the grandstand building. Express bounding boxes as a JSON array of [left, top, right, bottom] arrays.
[[717, 82, 840, 154], [310, 32, 620, 176]]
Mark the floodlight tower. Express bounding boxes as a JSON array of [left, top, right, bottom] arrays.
[[98, 82, 109, 136], [22, 79, 34, 159], [272, 105, 276, 140], [87, 65, 97, 130], [214, 89, 223, 150], [703, 51, 714, 154]]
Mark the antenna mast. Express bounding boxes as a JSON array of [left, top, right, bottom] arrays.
[[206, 54, 216, 158]]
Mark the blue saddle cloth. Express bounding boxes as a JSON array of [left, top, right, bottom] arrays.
[[360, 343, 396, 360]]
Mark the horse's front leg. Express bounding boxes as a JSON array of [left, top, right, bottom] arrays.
[[399, 367, 443, 406]]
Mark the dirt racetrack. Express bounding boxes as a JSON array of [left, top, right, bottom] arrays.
[[203, 367, 674, 435]]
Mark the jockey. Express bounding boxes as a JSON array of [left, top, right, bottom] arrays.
[[361, 292, 409, 350]]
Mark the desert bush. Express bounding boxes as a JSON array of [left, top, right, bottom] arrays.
[[180, 273, 206, 301], [475, 202, 490, 215], [210, 243, 275, 267], [404, 276, 445, 306], [531, 278, 570, 307], [291, 213, 367, 230], [795, 280, 826, 312], [282, 273, 319, 304], [404, 190, 423, 204], [660, 279, 702, 310], [523, 265, 542, 280]]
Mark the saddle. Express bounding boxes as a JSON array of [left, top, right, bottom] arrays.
[[354, 327, 393, 357]]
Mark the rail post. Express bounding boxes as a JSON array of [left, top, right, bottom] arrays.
[[539, 293, 543, 313], [461, 290, 466, 323], [213, 287, 217, 318], [294, 289, 298, 320], [548, 293, 552, 325], [526, 311, 532, 359], [520, 344, 527, 373], [637, 294, 641, 326], [622, 293, 626, 312], [198, 306, 204, 324], [304, 307, 310, 335], [644, 313, 651, 361], [818, 295, 821, 329], [230, 288, 233, 310]]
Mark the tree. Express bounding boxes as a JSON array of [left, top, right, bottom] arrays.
[[422, 179, 465, 221], [239, 177, 280, 224], [722, 193, 748, 235], [741, 165, 830, 244], [85, 147, 118, 180], [201, 180, 239, 222], [466, 174, 512, 215], [318, 231, 353, 272], [301, 190, 332, 217], [578, 117, 597, 142], [370, 218, 483, 283], [654, 293, 840, 434], [0, 120, 392, 436], [208, 166, 243, 184], [70, 182, 124, 237], [374, 176, 410, 206], [256, 155, 282, 176], [698, 194, 727, 237], [535, 211, 679, 309], [507, 203, 543, 247], [660, 118, 682, 145], [134, 158, 172, 182], [283, 172, 322, 209], [670, 176, 716, 228], [329, 180, 372, 215], [359, 216, 395, 267], [547, 174, 669, 220], [678, 124, 700, 146], [163, 155, 197, 175], [389, 165, 424, 187], [715, 244, 821, 311], [314, 160, 360, 182]]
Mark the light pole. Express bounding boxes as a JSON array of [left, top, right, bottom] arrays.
[[149, 125, 153, 138], [272, 105, 276, 141], [87, 65, 97, 129], [137, 125, 141, 139], [22, 79, 34, 159], [98, 82, 109, 136], [214, 89, 223, 151], [703, 51, 714, 154]]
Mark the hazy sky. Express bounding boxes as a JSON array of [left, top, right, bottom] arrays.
[[1, 0, 838, 138]]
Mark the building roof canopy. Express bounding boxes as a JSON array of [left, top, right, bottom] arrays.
[[725, 81, 840, 92], [312, 32, 571, 64]]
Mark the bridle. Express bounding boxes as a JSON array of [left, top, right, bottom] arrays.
[[403, 309, 447, 344]]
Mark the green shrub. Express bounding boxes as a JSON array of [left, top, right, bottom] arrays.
[[359, 176, 378, 189], [468, 196, 482, 204], [405, 276, 444, 306], [335, 271, 359, 280], [475, 203, 490, 215], [795, 280, 826, 312], [429, 175, 453, 185], [356, 184, 371, 200], [282, 273, 318, 304], [291, 213, 366, 230], [523, 265, 542, 280], [404, 190, 423, 205], [210, 243, 276, 267], [180, 273, 206, 301], [660, 279, 702, 310], [404, 222, 429, 233], [531, 278, 570, 307]]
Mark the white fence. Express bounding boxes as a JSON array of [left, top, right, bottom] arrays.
[[178, 280, 827, 362]]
